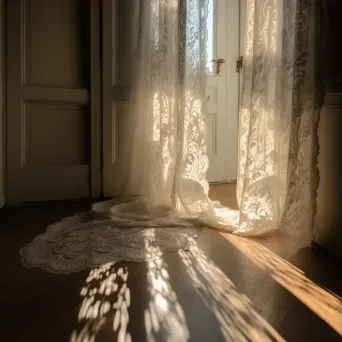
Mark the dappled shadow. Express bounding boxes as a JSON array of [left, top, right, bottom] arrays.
[[70, 263, 132, 342], [144, 255, 190, 342], [70, 237, 190, 342]]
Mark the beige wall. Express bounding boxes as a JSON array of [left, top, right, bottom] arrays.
[[314, 0, 342, 258]]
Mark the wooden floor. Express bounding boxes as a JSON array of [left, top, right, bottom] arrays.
[[0, 183, 341, 342]]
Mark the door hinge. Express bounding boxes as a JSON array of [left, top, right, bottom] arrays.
[[236, 56, 243, 73]]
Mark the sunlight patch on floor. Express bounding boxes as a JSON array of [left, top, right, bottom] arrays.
[[144, 229, 190, 342], [222, 233, 342, 336]]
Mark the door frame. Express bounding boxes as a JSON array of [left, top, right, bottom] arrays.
[[101, 0, 135, 197], [89, 0, 102, 199], [0, 0, 5, 209], [224, 0, 240, 182], [207, 0, 240, 183]]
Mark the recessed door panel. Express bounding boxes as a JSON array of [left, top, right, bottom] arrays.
[[6, 0, 100, 204]]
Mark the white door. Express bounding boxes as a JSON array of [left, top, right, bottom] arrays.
[[206, 0, 240, 183], [5, 0, 101, 204]]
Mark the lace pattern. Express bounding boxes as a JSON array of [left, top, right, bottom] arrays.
[[20, 210, 200, 274], [237, 0, 322, 243], [20, 0, 322, 274]]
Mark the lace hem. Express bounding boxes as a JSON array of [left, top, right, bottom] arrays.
[[20, 211, 201, 274]]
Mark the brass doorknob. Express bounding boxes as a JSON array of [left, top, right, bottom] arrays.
[[212, 58, 225, 75]]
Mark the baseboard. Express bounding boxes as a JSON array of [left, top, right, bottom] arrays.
[[8, 197, 91, 208], [324, 92, 342, 107], [312, 240, 342, 261]]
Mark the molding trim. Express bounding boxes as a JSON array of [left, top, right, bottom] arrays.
[[324, 92, 342, 107], [323, 80, 342, 94], [111, 103, 118, 164]]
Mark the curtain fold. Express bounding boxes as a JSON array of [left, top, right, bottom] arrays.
[[237, 0, 323, 244], [111, 0, 322, 244]]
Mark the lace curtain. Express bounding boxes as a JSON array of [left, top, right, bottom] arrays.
[[20, 0, 322, 274], [237, 0, 323, 242]]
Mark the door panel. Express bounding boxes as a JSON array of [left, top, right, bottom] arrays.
[[6, 0, 98, 204], [206, 0, 226, 183], [23, 1, 89, 87]]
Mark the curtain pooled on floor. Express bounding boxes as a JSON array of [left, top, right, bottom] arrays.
[[20, 0, 322, 274], [110, 0, 322, 244]]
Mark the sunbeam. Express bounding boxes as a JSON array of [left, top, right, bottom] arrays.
[[222, 234, 342, 336], [144, 230, 190, 342]]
